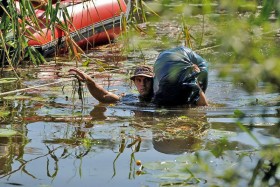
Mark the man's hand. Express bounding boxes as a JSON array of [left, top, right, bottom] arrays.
[[69, 68, 92, 82], [192, 64, 200, 73], [69, 68, 120, 103]]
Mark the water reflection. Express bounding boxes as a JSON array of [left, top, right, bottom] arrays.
[[91, 104, 210, 155], [85, 104, 211, 179], [89, 105, 108, 121], [0, 133, 28, 179]]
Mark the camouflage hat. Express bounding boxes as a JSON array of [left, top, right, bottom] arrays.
[[130, 65, 154, 80]]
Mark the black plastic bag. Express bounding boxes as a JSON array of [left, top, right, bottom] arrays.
[[152, 46, 208, 106]]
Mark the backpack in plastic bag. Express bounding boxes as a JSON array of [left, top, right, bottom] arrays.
[[152, 46, 208, 106]]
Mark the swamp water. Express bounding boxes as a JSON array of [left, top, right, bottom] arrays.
[[0, 49, 279, 187]]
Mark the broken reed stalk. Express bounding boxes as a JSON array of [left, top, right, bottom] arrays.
[[0, 78, 75, 97]]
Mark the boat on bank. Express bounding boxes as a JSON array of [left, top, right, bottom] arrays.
[[18, 0, 128, 57]]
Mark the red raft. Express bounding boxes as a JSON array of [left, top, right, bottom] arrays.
[[20, 0, 128, 57]]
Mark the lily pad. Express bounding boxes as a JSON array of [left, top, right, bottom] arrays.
[[0, 78, 18, 84], [30, 97, 48, 102], [3, 95, 31, 100], [0, 129, 18, 137], [3, 95, 48, 102], [143, 161, 176, 170], [0, 110, 10, 117], [155, 172, 191, 180], [208, 129, 237, 138], [175, 155, 196, 163]]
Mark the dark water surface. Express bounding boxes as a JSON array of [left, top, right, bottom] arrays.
[[0, 52, 279, 187]]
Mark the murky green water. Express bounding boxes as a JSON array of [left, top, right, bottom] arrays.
[[0, 46, 279, 187]]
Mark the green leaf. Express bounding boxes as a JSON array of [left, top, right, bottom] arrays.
[[82, 58, 91, 66], [3, 95, 31, 100], [31, 97, 48, 102], [0, 129, 18, 137], [0, 110, 10, 117], [143, 161, 176, 170], [0, 78, 18, 84], [155, 172, 191, 180], [210, 138, 228, 158], [234, 109, 245, 118], [208, 129, 237, 138]]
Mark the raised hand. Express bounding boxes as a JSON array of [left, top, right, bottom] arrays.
[[192, 64, 200, 73], [69, 68, 92, 82]]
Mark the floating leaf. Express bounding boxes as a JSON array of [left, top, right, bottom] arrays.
[[31, 97, 48, 102], [3, 95, 31, 100], [175, 155, 196, 163], [143, 161, 176, 171], [0, 129, 18, 137], [208, 129, 237, 138], [155, 172, 191, 180], [0, 110, 10, 117], [39, 184, 52, 187], [210, 137, 229, 158], [0, 78, 18, 84], [234, 109, 245, 118], [82, 58, 91, 66]]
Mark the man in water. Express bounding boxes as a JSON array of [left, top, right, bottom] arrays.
[[69, 46, 208, 106]]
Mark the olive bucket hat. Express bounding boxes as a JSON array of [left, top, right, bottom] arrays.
[[130, 65, 154, 80]]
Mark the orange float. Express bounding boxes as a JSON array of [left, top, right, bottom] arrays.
[[18, 0, 128, 57]]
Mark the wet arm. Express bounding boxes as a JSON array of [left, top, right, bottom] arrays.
[[85, 76, 120, 103], [69, 68, 120, 103], [196, 90, 208, 106]]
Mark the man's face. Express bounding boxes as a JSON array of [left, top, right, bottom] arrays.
[[133, 76, 153, 97]]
